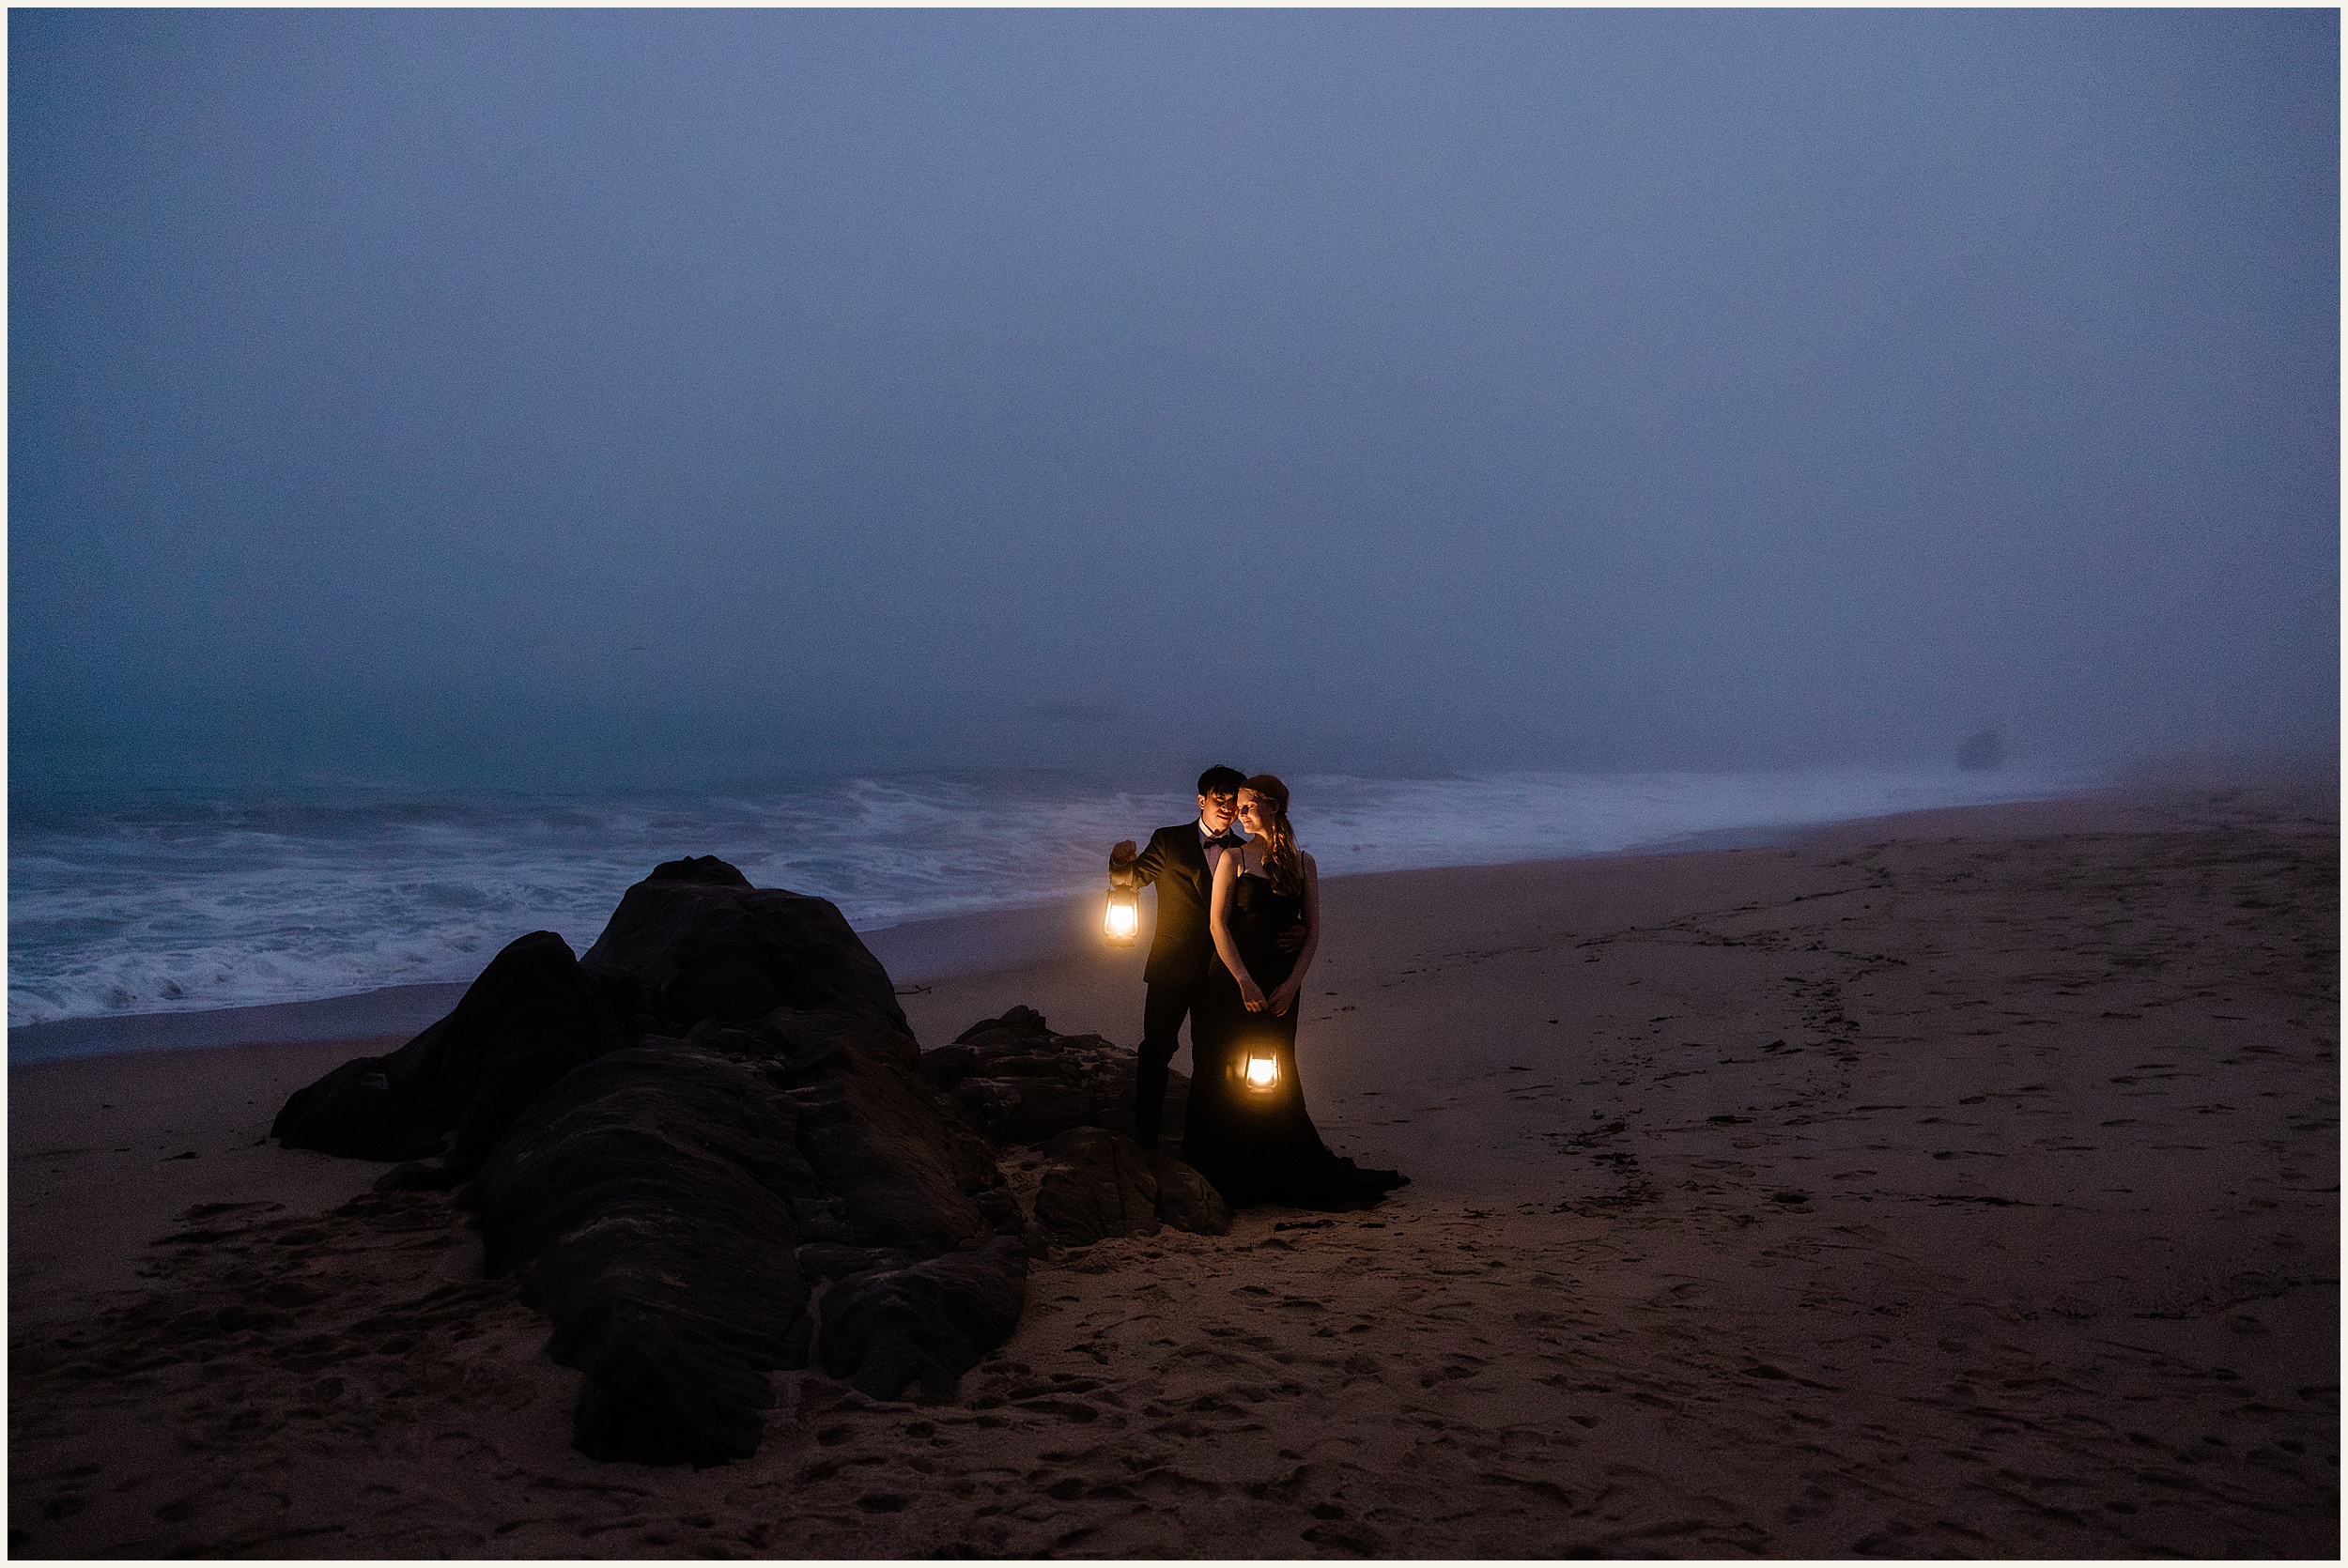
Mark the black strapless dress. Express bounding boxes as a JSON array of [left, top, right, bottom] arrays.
[[1183, 873, 1408, 1209]]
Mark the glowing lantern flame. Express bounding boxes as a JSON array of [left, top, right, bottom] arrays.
[[1104, 887, 1139, 945], [1244, 1053, 1279, 1091]]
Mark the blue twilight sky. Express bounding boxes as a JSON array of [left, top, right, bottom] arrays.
[[9, 8, 2338, 789]]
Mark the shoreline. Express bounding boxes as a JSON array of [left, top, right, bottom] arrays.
[[6, 778, 2151, 1066], [8, 759, 2117, 1061], [8, 768, 2335, 1557]]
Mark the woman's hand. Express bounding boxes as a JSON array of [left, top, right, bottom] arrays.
[[1238, 976, 1269, 1012], [1266, 980, 1300, 1017]]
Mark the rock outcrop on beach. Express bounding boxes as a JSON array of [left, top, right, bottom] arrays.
[[471, 1039, 820, 1464], [1029, 1125, 1232, 1244], [270, 929, 628, 1169], [273, 854, 919, 1188], [579, 854, 909, 1036], [919, 1006, 1229, 1240], [470, 1007, 1028, 1464], [921, 1003, 1188, 1147], [272, 856, 1214, 1467]]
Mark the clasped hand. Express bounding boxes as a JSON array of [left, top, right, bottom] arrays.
[[1241, 977, 1297, 1016]]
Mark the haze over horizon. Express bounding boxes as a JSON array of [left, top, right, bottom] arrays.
[[11, 9, 2338, 793]]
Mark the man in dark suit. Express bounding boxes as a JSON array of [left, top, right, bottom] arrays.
[[1110, 764, 1297, 1148]]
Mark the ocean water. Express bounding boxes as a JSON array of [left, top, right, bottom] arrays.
[[8, 763, 2093, 1028]]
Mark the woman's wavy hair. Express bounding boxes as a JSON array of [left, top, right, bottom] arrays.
[[1242, 774, 1303, 896]]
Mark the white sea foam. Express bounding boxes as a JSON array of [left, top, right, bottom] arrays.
[[8, 763, 2093, 1027]]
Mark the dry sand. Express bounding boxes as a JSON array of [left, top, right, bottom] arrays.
[[8, 777, 2337, 1558]]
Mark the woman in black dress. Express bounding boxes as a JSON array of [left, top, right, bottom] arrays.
[[1182, 775, 1407, 1209]]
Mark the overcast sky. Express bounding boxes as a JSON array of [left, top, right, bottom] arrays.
[[10, 9, 2337, 790]]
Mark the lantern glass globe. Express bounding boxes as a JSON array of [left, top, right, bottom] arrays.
[[1104, 888, 1140, 944]]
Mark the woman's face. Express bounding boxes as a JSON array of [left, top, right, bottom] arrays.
[[1236, 791, 1272, 836]]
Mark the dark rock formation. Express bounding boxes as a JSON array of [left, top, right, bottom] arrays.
[[1032, 1127, 1162, 1243], [273, 858, 1224, 1468], [690, 1007, 1020, 1253], [1030, 1126, 1231, 1245], [580, 856, 906, 1035], [1145, 1145, 1235, 1237], [817, 1237, 1029, 1403], [471, 1040, 815, 1465], [268, 1052, 444, 1165], [923, 1005, 1188, 1147], [271, 930, 626, 1170], [467, 1000, 1031, 1464]]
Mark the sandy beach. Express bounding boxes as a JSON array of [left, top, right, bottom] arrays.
[[8, 774, 2337, 1558]]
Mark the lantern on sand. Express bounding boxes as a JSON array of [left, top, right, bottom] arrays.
[[1103, 885, 1140, 945]]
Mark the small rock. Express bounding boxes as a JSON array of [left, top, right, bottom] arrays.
[[1033, 1128, 1161, 1245]]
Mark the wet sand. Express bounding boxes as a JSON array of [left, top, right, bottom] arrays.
[[8, 776, 2337, 1557]]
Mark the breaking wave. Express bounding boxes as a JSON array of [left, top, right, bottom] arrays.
[[9, 762, 2093, 1026]]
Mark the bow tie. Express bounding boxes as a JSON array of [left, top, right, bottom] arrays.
[[1206, 833, 1244, 851]]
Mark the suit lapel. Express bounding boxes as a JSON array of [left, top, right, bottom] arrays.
[[1168, 824, 1209, 896]]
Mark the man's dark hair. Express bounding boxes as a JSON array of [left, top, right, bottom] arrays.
[[1197, 765, 1247, 797]]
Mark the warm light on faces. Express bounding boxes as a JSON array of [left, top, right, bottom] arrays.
[[1199, 792, 1239, 836], [1236, 794, 1270, 834]]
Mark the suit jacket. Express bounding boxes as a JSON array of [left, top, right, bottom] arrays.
[[1116, 822, 1218, 988]]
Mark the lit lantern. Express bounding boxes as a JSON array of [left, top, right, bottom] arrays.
[[1243, 1051, 1281, 1092], [1104, 885, 1140, 945]]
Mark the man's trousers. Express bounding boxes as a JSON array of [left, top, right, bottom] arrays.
[[1133, 973, 1205, 1148]]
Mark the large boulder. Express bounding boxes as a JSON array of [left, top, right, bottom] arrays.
[[267, 865, 1241, 1469], [922, 1005, 1187, 1146], [470, 1005, 1029, 1464], [695, 1007, 1021, 1252], [472, 1040, 815, 1466], [580, 856, 906, 1035], [271, 930, 626, 1168]]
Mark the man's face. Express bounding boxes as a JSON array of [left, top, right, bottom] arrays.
[[1198, 792, 1239, 835]]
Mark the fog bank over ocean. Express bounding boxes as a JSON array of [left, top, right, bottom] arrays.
[[12, 10, 2339, 801], [10, 14, 2332, 1039], [8, 763, 2093, 1029]]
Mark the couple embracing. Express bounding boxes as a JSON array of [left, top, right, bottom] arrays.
[[1111, 766, 1407, 1210]]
